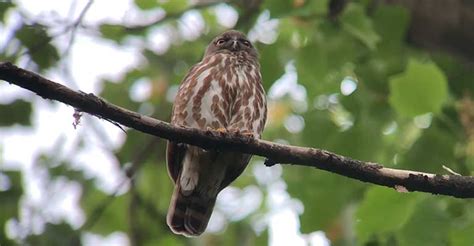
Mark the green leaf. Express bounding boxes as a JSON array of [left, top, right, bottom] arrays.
[[292, 0, 330, 17], [206, 221, 265, 246], [433, 53, 474, 96], [15, 24, 59, 69], [254, 228, 268, 246], [144, 235, 185, 246], [32, 44, 59, 69], [389, 59, 448, 117], [99, 24, 127, 42], [136, 161, 174, 213], [295, 22, 360, 98], [0, 99, 32, 126], [26, 223, 81, 245], [135, 0, 158, 10], [354, 45, 408, 93], [340, 3, 380, 50], [159, 0, 188, 14], [304, 103, 386, 162], [0, 171, 23, 245], [263, 0, 329, 18], [81, 189, 128, 234], [450, 222, 474, 246], [334, 120, 385, 160], [296, 41, 329, 95], [100, 78, 139, 111], [49, 163, 89, 183], [400, 123, 457, 172], [373, 5, 410, 44], [262, 0, 293, 18], [304, 0, 329, 16], [285, 164, 364, 233], [0, 2, 15, 23], [302, 109, 339, 148], [258, 43, 285, 90], [355, 186, 421, 244], [397, 198, 450, 246]]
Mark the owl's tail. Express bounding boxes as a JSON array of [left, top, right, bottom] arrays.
[[166, 183, 216, 237]]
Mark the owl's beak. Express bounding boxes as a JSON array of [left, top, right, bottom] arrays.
[[231, 39, 239, 51]]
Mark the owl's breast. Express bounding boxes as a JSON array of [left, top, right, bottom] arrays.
[[216, 54, 266, 135], [172, 53, 266, 136]]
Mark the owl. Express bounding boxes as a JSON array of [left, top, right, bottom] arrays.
[[166, 30, 267, 236]]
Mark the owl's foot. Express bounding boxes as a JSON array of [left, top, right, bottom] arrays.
[[205, 127, 256, 139], [228, 128, 256, 139], [215, 127, 227, 133], [206, 127, 228, 135]]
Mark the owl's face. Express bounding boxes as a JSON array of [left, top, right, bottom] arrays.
[[205, 30, 258, 58]]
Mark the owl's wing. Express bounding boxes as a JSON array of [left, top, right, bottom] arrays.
[[219, 154, 251, 190], [166, 62, 204, 183], [166, 141, 186, 183]]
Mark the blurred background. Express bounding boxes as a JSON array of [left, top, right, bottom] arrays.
[[1, 0, 474, 245]]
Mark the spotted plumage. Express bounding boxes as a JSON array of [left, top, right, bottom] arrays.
[[166, 30, 267, 236]]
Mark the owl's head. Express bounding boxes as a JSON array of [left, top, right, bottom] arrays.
[[205, 30, 258, 58]]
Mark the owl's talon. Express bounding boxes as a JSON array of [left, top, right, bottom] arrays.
[[241, 132, 256, 138], [215, 128, 227, 136], [206, 127, 228, 136], [228, 128, 256, 139]]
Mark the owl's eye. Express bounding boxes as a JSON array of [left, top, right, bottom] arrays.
[[216, 39, 226, 45], [241, 40, 251, 47]]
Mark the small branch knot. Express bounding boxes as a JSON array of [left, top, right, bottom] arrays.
[[264, 158, 278, 167]]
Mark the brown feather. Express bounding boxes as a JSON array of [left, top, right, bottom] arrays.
[[166, 142, 185, 183], [167, 178, 216, 237], [166, 30, 267, 236], [219, 153, 251, 190]]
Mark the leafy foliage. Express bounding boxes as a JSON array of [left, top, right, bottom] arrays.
[[389, 59, 448, 117], [355, 186, 421, 244], [340, 3, 380, 50], [0, 171, 23, 245], [15, 24, 59, 69], [0, 99, 32, 126], [1, 0, 474, 245], [26, 223, 82, 246], [0, 2, 15, 22]]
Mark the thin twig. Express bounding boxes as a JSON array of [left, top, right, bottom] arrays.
[[15, 0, 94, 59], [81, 137, 158, 232], [125, 138, 161, 179], [81, 137, 158, 231], [128, 179, 141, 246], [123, 1, 227, 32], [63, 0, 94, 57], [81, 178, 129, 231], [133, 190, 170, 231], [442, 165, 461, 176], [1, 61, 474, 198]]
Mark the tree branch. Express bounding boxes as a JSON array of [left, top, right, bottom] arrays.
[[1, 61, 473, 198]]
